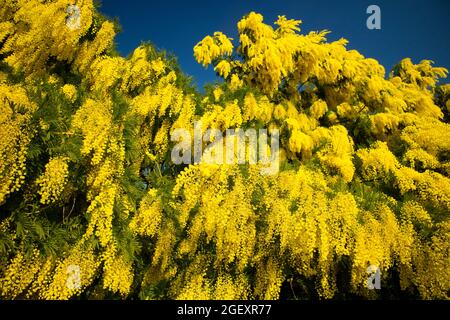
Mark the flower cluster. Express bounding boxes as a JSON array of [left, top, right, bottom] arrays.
[[37, 157, 69, 204]]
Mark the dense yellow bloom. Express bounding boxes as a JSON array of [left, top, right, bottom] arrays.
[[0, 248, 42, 299], [393, 58, 448, 89], [356, 141, 399, 181], [102, 246, 134, 297], [44, 243, 99, 300], [176, 267, 212, 300], [400, 117, 450, 155], [1, 3, 450, 301], [314, 126, 355, 182], [121, 46, 166, 92], [1, 0, 94, 77], [213, 87, 223, 102], [130, 189, 162, 237], [288, 129, 314, 155], [72, 98, 114, 165], [254, 258, 285, 299], [74, 20, 116, 74], [153, 120, 170, 159], [151, 58, 166, 75], [214, 60, 231, 78], [0, 83, 36, 204], [273, 104, 287, 120], [310, 99, 328, 119], [194, 32, 233, 67], [370, 113, 400, 135], [400, 201, 432, 228], [275, 15, 301, 35], [394, 168, 450, 211], [89, 56, 126, 93], [403, 148, 440, 170], [213, 274, 249, 300], [61, 84, 77, 102], [229, 74, 243, 91], [37, 157, 69, 204]]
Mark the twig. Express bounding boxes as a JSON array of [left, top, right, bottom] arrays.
[[290, 278, 298, 300], [65, 196, 76, 222]]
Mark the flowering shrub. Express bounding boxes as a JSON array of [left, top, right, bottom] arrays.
[[0, 1, 449, 299]]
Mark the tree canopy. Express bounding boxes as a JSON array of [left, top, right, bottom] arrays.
[[1, 1, 450, 299]]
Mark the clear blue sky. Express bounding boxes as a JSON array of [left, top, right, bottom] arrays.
[[99, 0, 450, 89]]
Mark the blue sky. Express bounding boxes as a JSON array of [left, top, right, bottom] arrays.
[[99, 0, 450, 89]]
